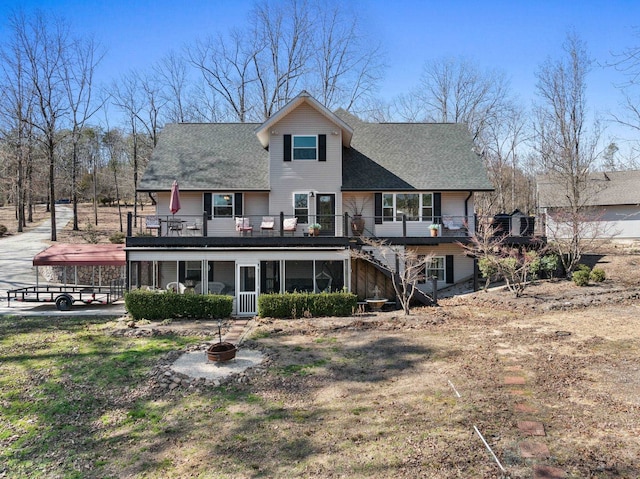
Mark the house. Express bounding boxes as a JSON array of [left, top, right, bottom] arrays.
[[537, 170, 640, 242], [126, 91, 498, 316]]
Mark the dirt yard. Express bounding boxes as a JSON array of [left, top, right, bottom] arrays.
[[232, 265, 640, 478]]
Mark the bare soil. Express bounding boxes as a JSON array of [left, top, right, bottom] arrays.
[[0, 203, 142, 244]]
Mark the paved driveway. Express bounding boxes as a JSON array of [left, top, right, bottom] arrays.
[[0, 206, 125, 316]]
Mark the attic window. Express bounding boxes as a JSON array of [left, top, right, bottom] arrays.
[[293, 135, 317, 160]]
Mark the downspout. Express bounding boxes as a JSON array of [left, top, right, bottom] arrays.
[[464, 191, 479, 292]]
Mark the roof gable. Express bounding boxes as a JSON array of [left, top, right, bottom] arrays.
[[255, 91, 353, 148]]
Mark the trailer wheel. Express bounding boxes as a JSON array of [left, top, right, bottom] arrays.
[[55, 295, 73, 311]]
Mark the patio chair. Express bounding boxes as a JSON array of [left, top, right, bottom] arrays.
[[235, 217, 253, 235], [168, 218, 183, 236], [260, 216, 275, 235], [283, 217, 297, 235], [166, 282, 186, 294], [145, 216, 160, 235], [186, 219, 201, 236]]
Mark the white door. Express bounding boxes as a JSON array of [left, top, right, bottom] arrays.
[[236, 264, 258, 316]]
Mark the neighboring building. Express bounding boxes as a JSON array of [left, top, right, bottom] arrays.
[[537, 170, 640, 242], [126, 91, 503, 316]]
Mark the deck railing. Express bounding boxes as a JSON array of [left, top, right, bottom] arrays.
[[129, 212, 540, 239]]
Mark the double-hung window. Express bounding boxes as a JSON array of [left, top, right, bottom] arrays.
[[382, 193, 433, 222], [293, 135, 317, 160], [418, 256, 445, 283], [294, 193, 309, 223], [426, 256, 445, 281], [204, 193, 233, 218]]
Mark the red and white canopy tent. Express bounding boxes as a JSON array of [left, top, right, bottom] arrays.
[[33, 244, 126, 286]]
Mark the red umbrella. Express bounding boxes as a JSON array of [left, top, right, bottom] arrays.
[[169, 180, 181, 215]]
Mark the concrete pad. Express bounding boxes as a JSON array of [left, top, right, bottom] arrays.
[[171, 348, 264, 380]]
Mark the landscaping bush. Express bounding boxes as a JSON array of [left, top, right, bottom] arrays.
[[572, 269, 591, 287], [109, 231, 125, 244], [540, 254, 560, 279], [125, 290, 233, 321], [590, 268, 606, 282], [258, 291, 357, 318], [0, 224, 7, 237]]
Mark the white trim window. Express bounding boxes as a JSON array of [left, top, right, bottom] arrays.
[[294, 193, 309, 223], [212, 193, 233, 218], [425, 256, 445, 282], [293, 135, 317, 160], [383, 193, 433, 222]]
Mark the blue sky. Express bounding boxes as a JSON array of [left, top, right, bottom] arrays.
[[1, 0, 640, 144]]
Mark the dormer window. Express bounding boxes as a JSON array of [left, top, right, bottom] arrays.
[[284, 134, 326, 161], [293, 135, 317, 160]]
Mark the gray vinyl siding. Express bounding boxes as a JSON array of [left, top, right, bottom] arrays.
[[269, 103, 343, 227]]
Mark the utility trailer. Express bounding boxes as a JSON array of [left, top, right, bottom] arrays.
[[5, 243, 126, 311], [6, 281, 125, 311]]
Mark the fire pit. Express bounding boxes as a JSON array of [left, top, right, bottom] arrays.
[[206, 319, 237, 362], [206, 341, 238, 362]]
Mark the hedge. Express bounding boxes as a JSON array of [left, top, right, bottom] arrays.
[[125, 290, 233, 321], [257, 291, 357, 318]]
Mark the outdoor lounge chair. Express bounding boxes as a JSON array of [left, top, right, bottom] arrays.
[[283, 217, 297, 235], [145, 216, 160, 235], [235, 217, 253, 235], [260, 216, 275, 235]]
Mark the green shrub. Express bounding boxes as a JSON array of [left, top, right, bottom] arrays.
[[0, 224, 7, 237], [540, 254, 560, 278], [575, 263, 591, 273], [572, 269, 590, 287], [258, 292, 357, 318], [478, 257, 498, 279], [125, 290, 233, 321], [590, 268, 606, 282], [109, 231, 125, 244]]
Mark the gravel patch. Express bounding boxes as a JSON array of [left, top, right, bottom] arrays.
[[170, 347, 265, 380]]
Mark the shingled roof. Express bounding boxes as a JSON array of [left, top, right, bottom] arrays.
[[139, 107, 493, 193], [138, 123, 269, 192], [538, 170, 640, 208], [337, 111, 492, 191]]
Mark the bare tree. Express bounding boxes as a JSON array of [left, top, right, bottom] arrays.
[[396, 57, 511, 142], [188, 0, 383, 121], [61, 34, 103, 231], [12, 10, 73, 241], [533, 32, 603, 273], [189, 30, 258, 122], [110, 70, 159, 223], [482, 102, 530, 214], [0, 21, 36, 232], [351, 237, 433, 315]]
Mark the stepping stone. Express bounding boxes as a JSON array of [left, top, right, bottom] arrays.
[[514, 403, 538, 413], [509, 389, 526, 396], [505, 365, 523, 371], [504, 376, 526, 385], [519, 440, 550, 458], [518, 420, 545, 436], [534, 464, 566, 478]]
